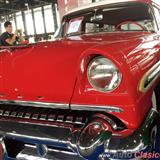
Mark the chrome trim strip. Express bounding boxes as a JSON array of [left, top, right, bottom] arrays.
[[0, 100, 69, 109], [139, 61, 160, 92], [71, 104, 123, 113], [0, 100, 123, 113]]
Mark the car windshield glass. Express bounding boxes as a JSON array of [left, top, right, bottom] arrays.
[[62, 2, 154, 37]]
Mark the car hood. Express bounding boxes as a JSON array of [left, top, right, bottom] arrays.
[[1, 38, 99, 106]]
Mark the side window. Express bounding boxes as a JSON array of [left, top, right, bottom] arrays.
[[85, 23, 97, 33], [121, 23, 142, 31]]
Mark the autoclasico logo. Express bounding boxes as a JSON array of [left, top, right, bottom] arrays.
[[102, 152, 133, 159], [135, 152, 160, 159], [101, 151, 160, 159]]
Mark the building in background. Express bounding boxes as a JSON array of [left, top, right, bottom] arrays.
[[0, 0, 104, 43], [58, 0, 103, 18]]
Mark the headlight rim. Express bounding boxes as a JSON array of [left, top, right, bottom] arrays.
[[87, 56, 122, 93]]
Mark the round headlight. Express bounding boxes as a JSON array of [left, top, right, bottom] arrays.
[[87, 56, 122, 92]]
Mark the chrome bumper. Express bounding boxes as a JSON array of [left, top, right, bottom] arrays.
[[101, 108, 159, 159], [16, 145, 84, 160], [0, 108, 159, 160]]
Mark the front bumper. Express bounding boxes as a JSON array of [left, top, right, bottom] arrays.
[[101, 108, 159, 159], [0, 108, 159, 160]]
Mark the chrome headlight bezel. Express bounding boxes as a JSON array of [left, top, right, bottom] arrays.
[[87, 56, 122, 92]]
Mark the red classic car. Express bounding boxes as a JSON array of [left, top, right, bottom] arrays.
[[0, 0, 159, 159]]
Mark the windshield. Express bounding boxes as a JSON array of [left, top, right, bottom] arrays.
[[60, 2, 155, 37]]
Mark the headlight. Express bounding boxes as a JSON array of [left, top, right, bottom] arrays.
[[87, 56, 122, 92]]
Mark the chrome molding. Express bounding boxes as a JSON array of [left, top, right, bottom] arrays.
[[0, 100, 123, 113], [71, 104, 123, 113], [92, 113, 118, 130], [139, 61, 160, 92], [78, 121, 112, 158], [0, 100, 69, 109]]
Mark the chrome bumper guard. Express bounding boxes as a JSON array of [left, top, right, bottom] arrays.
[[0, 108, 158, 160], [102, 108, 159, 159]]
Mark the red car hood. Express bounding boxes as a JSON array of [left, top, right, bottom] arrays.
[[1, 38, 98, 106], [1, 32, 150, 106]]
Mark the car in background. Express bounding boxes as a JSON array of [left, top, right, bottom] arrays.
[[0, 0, 159, 159]]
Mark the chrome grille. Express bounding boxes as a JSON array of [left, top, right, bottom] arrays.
[[0, 104, 88, 125]]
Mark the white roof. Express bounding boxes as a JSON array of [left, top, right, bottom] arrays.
[[65, 0, 160, 16]]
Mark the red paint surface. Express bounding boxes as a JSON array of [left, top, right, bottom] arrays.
[[0, 30, 159, 132], [0, 0, 159, 138]]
